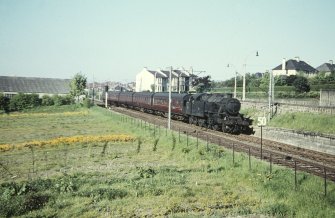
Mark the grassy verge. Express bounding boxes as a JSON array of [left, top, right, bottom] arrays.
[[0, 106, 334, 217], [241, 108, 335, 134], [269, 112, 335, 134]]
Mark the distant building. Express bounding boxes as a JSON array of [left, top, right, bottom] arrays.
[[135, 67, 194, 93], [272, 57, 317, 77], [0, 76, 71, 98], [316, 60, 335, 75]]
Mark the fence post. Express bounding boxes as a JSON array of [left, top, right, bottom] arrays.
[[179, 128, 181, 143], [324, 167, 327, 196], [187, 132, 189, 146], [248, 147, 251, 171], [232, 143, 235, 165], [261, 126, 263, 160], [196, 132, 199, 149], [270, 153, 272, 173], [206, 135, 209, 151], [294, 161, 297, 190]]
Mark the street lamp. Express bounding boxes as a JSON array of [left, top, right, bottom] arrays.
[[227, 64, 240, 98], [243, 51, 259, 101]]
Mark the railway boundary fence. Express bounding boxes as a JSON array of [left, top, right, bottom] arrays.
[[106, 108, 335, 196], [1, 108, 334, 199]]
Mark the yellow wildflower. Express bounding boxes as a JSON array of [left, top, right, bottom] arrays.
[[0, 134, 135, 152]]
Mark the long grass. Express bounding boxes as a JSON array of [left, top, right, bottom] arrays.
[[0, 105, 334, 217], [269, 112, 335, 134]]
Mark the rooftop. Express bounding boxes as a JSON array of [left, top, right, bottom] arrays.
[[0, 76, 71, 94]]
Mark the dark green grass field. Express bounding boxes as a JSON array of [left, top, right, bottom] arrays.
[[0, 106, 334, 217]]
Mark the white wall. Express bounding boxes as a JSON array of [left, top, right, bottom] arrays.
[[272, 69, 298, 76], [135, 68, 155, 92]]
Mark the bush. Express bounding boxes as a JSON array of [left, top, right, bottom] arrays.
[[9, 93, 41, 111], [41, 95, 54, 106], [52, 95, 74, 106], [0, 93, 10, 113], [293, 77, 310, 93], [82, 98, 92, 108]]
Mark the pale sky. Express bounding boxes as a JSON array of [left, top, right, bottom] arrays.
[[1, 0, 334, 83]]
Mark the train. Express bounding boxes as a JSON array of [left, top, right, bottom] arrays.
[[103, 91, 254, 135]]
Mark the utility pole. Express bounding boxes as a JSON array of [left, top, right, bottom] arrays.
[[168, 67, 172, 129], [268, 70, 274, 121], [92, 74, 95, 104], [243, 51, 259, 101]]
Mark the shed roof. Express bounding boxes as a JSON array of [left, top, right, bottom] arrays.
[[0, 76, 71, 94]]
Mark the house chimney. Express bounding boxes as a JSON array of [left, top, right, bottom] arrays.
[[330, 60, 333, 65], [295, 56, 300, 62], [282, 58, 286, 70]]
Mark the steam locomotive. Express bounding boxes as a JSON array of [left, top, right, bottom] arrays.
[[103, 91, 254, 135]]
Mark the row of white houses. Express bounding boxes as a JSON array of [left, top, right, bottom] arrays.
[[135, 67, 197, 93]]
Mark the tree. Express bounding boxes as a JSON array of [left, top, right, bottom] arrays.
[[70, 73, 87, 102], [150, 84, 155, 92], [293, 76, 310, 93], [191, 75, 212, 93], [0, 93, 10, 113], [286, 75, 298, 86], [259, 72, 270, 92]]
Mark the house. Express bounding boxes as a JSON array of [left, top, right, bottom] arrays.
[[316, 60, 335, 75], [272, 57, 317, 77], [0, 76, 71, 98], [135, 67, 194, 93]]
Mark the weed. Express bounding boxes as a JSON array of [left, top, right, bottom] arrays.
[[182, 147, 191, 154], [153, 138, 159, 152], [263, 202, 292, 217], [137, 137, 142, 153], [138, 167, 156, 178], [171, 134, 176, 151], [101, 141, 108, 156]]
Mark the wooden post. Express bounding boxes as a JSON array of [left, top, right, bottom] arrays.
[[187, 132, 189, 146], [179, 128, 181, 143], [270, 153, 272, 173], [232, 143, 235, 165], [324, 167, 327, 196], [248, 147, 251, 171], [294, 161, 297, 190], [206, 135, 209, 151], [261, 126, 263, 160], [196, 132, 198, 149]]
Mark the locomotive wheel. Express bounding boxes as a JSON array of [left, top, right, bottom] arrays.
[[193, 117, 198, 125], [212, 124, 220, 131], [222, 125, 231, 133], [198, 119, 206, 127]]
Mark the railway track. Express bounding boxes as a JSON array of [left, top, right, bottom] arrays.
[[104, 105, 335, 183]]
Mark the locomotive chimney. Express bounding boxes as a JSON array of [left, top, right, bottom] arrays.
[[282, 58, 286, 70]]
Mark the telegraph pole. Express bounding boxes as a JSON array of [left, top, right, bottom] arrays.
[[168, 67, 172, 130]]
